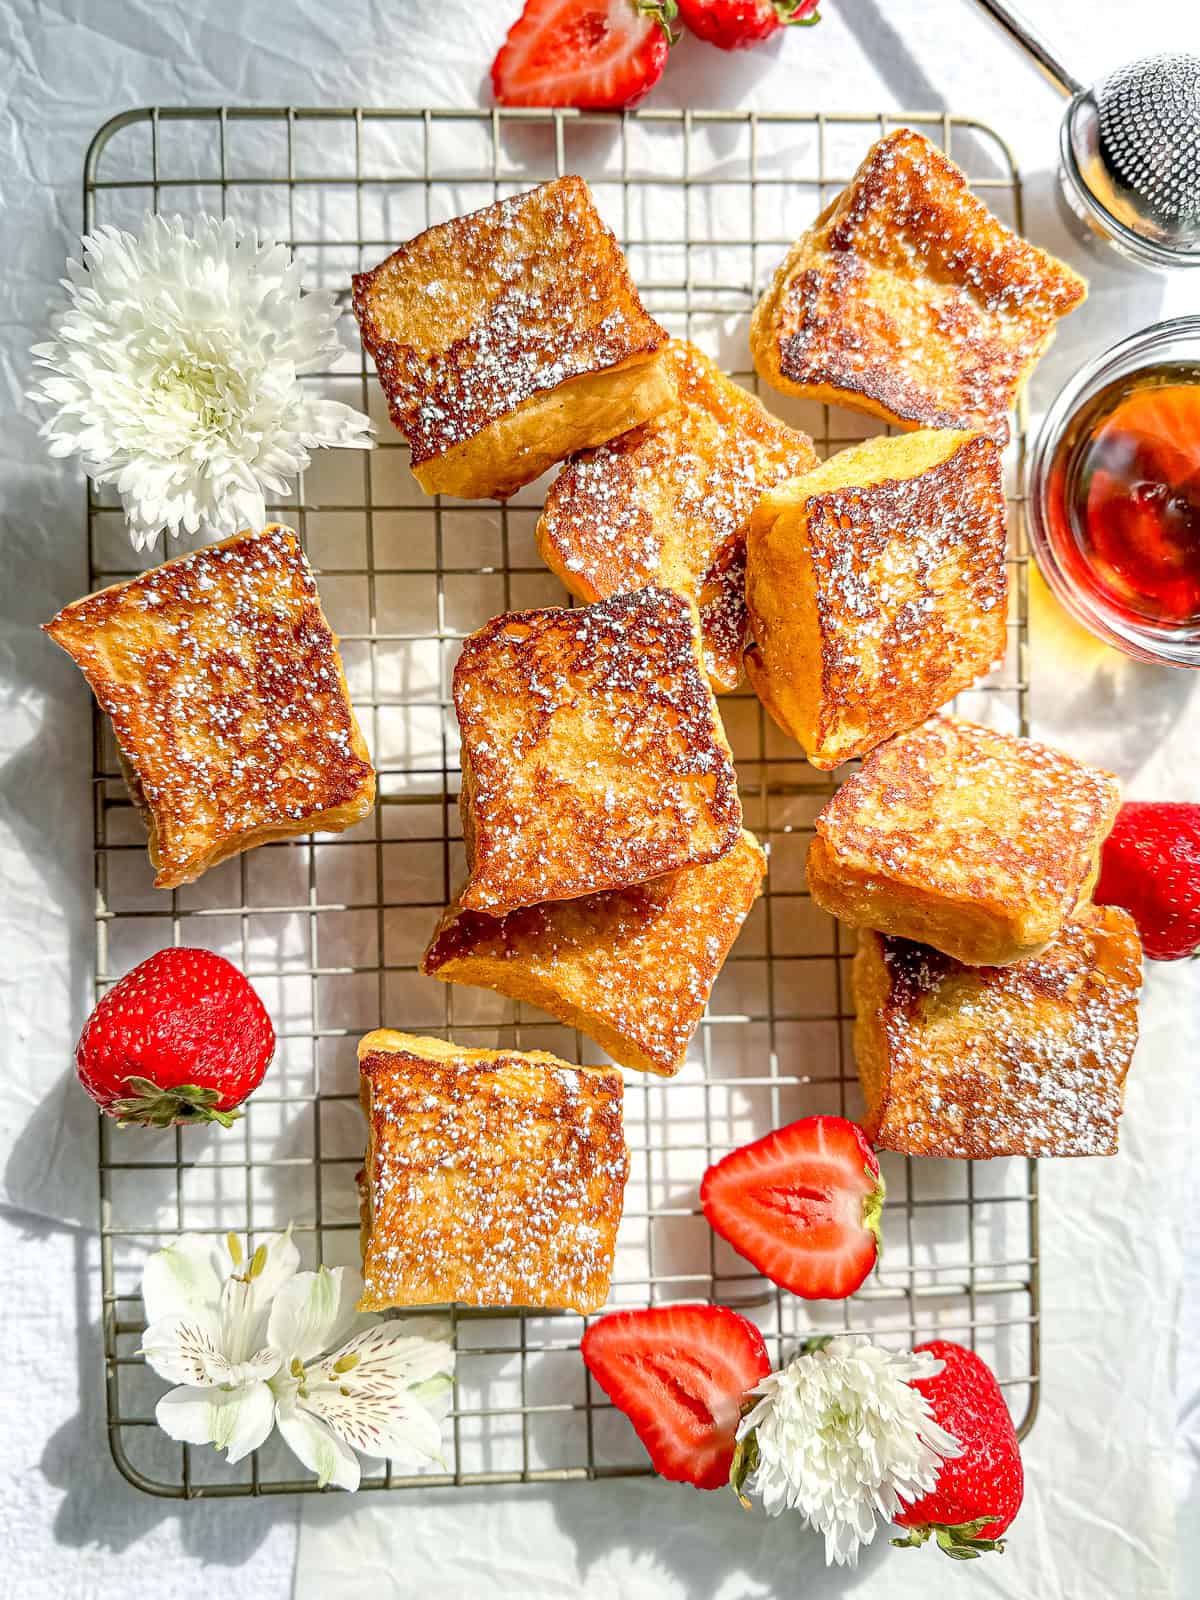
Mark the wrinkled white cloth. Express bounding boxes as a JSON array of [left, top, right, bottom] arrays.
[[0, 1, 1195, 1596]]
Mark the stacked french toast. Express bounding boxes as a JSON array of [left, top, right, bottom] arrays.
[[48, 130, 1142, 1324]]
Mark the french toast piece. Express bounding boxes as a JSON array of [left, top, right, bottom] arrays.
[[44, 526, 375, 889], [853, 905, 1142, 1158], [454, 587, 743, 916], [536, 340, 817, 692], [357, 1030, 628, 1313], [353, 176, 675, 500], [807, 716, 1121, 966], [751, 128, 1086, 442], [745, 428, 1008, 769], [423, 830, 767, 1077]]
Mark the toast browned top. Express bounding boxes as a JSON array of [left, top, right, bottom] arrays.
[[858, 905, 1142, 1157], [353, 176, 668, 467], [43, 527, 374, 887], [816, 716, 1120, 926], [423, 830, 767, 1076], [454, 587, 743, 915], [537, 340, 817, 690], [796, 430, 1005, 688], [357, 1031, 627, 1312], [746, 429, 1008, 766], [752, 128, 1086, 439]]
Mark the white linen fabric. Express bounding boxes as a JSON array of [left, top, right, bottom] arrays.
[[0, 1, 1193, 1596]]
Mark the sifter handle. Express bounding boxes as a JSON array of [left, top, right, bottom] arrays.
[[971, 0, 1085, 98]]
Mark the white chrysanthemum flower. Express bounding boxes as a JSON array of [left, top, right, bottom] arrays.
[[732, 1336, 961, 1568], [30, 213, 372, 550]]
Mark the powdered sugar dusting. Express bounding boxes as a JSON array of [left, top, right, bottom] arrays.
[[800, 433, 1007, 755], [868, 906, 1142, 1157], [539, 340, 816, 690], [353, 177, 666, 465], [454, 587, 742, 915], [818, 715, 1120, 919], [763, 128, 1086, 438], [698, 540, 750, 691], [44, 526, 373, 887], [360, 1047, 628, 1312], [424, 832, 766, 1076]]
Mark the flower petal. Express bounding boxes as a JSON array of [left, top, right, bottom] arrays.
[[309, 1317, 455, 1392], [217, 1227, 301, 1359], [267, 1266, 349, 1364], [156, 1380, 276, 1463], [141, 1312, 281, 1389], [141, 1234, 223, 1324], [276, 1398, 361, 1491], [141, 1309, 221, 1385], [303, 1381, 445, 1470], [737, 1336, 961, 1568], [300, 1319, 456, 1468], [249, 1225, 301, 1314]]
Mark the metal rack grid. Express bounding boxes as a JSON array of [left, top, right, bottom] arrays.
[[86, 105, 1038, 1499]]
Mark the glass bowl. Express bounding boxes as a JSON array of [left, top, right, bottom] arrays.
[[1026, 316, 1200, 668]]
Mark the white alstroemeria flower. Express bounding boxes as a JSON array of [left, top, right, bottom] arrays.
[[266, 1266, 454, 1492], [29, 213, 372, 550], [140, 1228, 300, 1463], [731, 1336, 961, 1568], [139, 1230, 454, 1490]]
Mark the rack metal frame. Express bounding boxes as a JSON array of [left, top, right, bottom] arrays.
[[86, 105, 1039, 1499]]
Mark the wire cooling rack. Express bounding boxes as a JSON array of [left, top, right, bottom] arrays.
[[86, 105, 1038, 1498]]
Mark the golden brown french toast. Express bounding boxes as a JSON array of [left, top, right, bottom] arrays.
[[454, 587, 743, 916], [745, 428, 1008, 768], [357, 1030, 628, 1313], [44, 526, 375, 889], [422, 829, 767, 1077], [807, 716, 1121, 966], [353, 176, 674, 500], [853, 905, 1142, 1157], [536, 339, 817, 691], [751, 128, 1086, 442]]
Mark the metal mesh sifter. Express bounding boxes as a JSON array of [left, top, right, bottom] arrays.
[[973, 0, 1200, 267]]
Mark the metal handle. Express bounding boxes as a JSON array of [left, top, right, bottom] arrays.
[[971, 0, 1085, 98]]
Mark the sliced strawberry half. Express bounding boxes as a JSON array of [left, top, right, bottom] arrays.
[[580, 1304, 770, 1488], [701, 1115, 884, 1300], [491, 0, 678, 110]]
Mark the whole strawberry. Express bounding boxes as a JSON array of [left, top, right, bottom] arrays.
[[77, 948, 275, 1127], [492, 0, 678, 110], [678, 0, 820, 50], [892, 1340, 1023, 1558], [1095, 800, 1200, 960]]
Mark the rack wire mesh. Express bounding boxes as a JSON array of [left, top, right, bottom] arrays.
[[87, 105, 1038, 1498]]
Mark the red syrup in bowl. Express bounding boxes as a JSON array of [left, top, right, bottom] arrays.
[[1044, 364, 1200, 632]]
